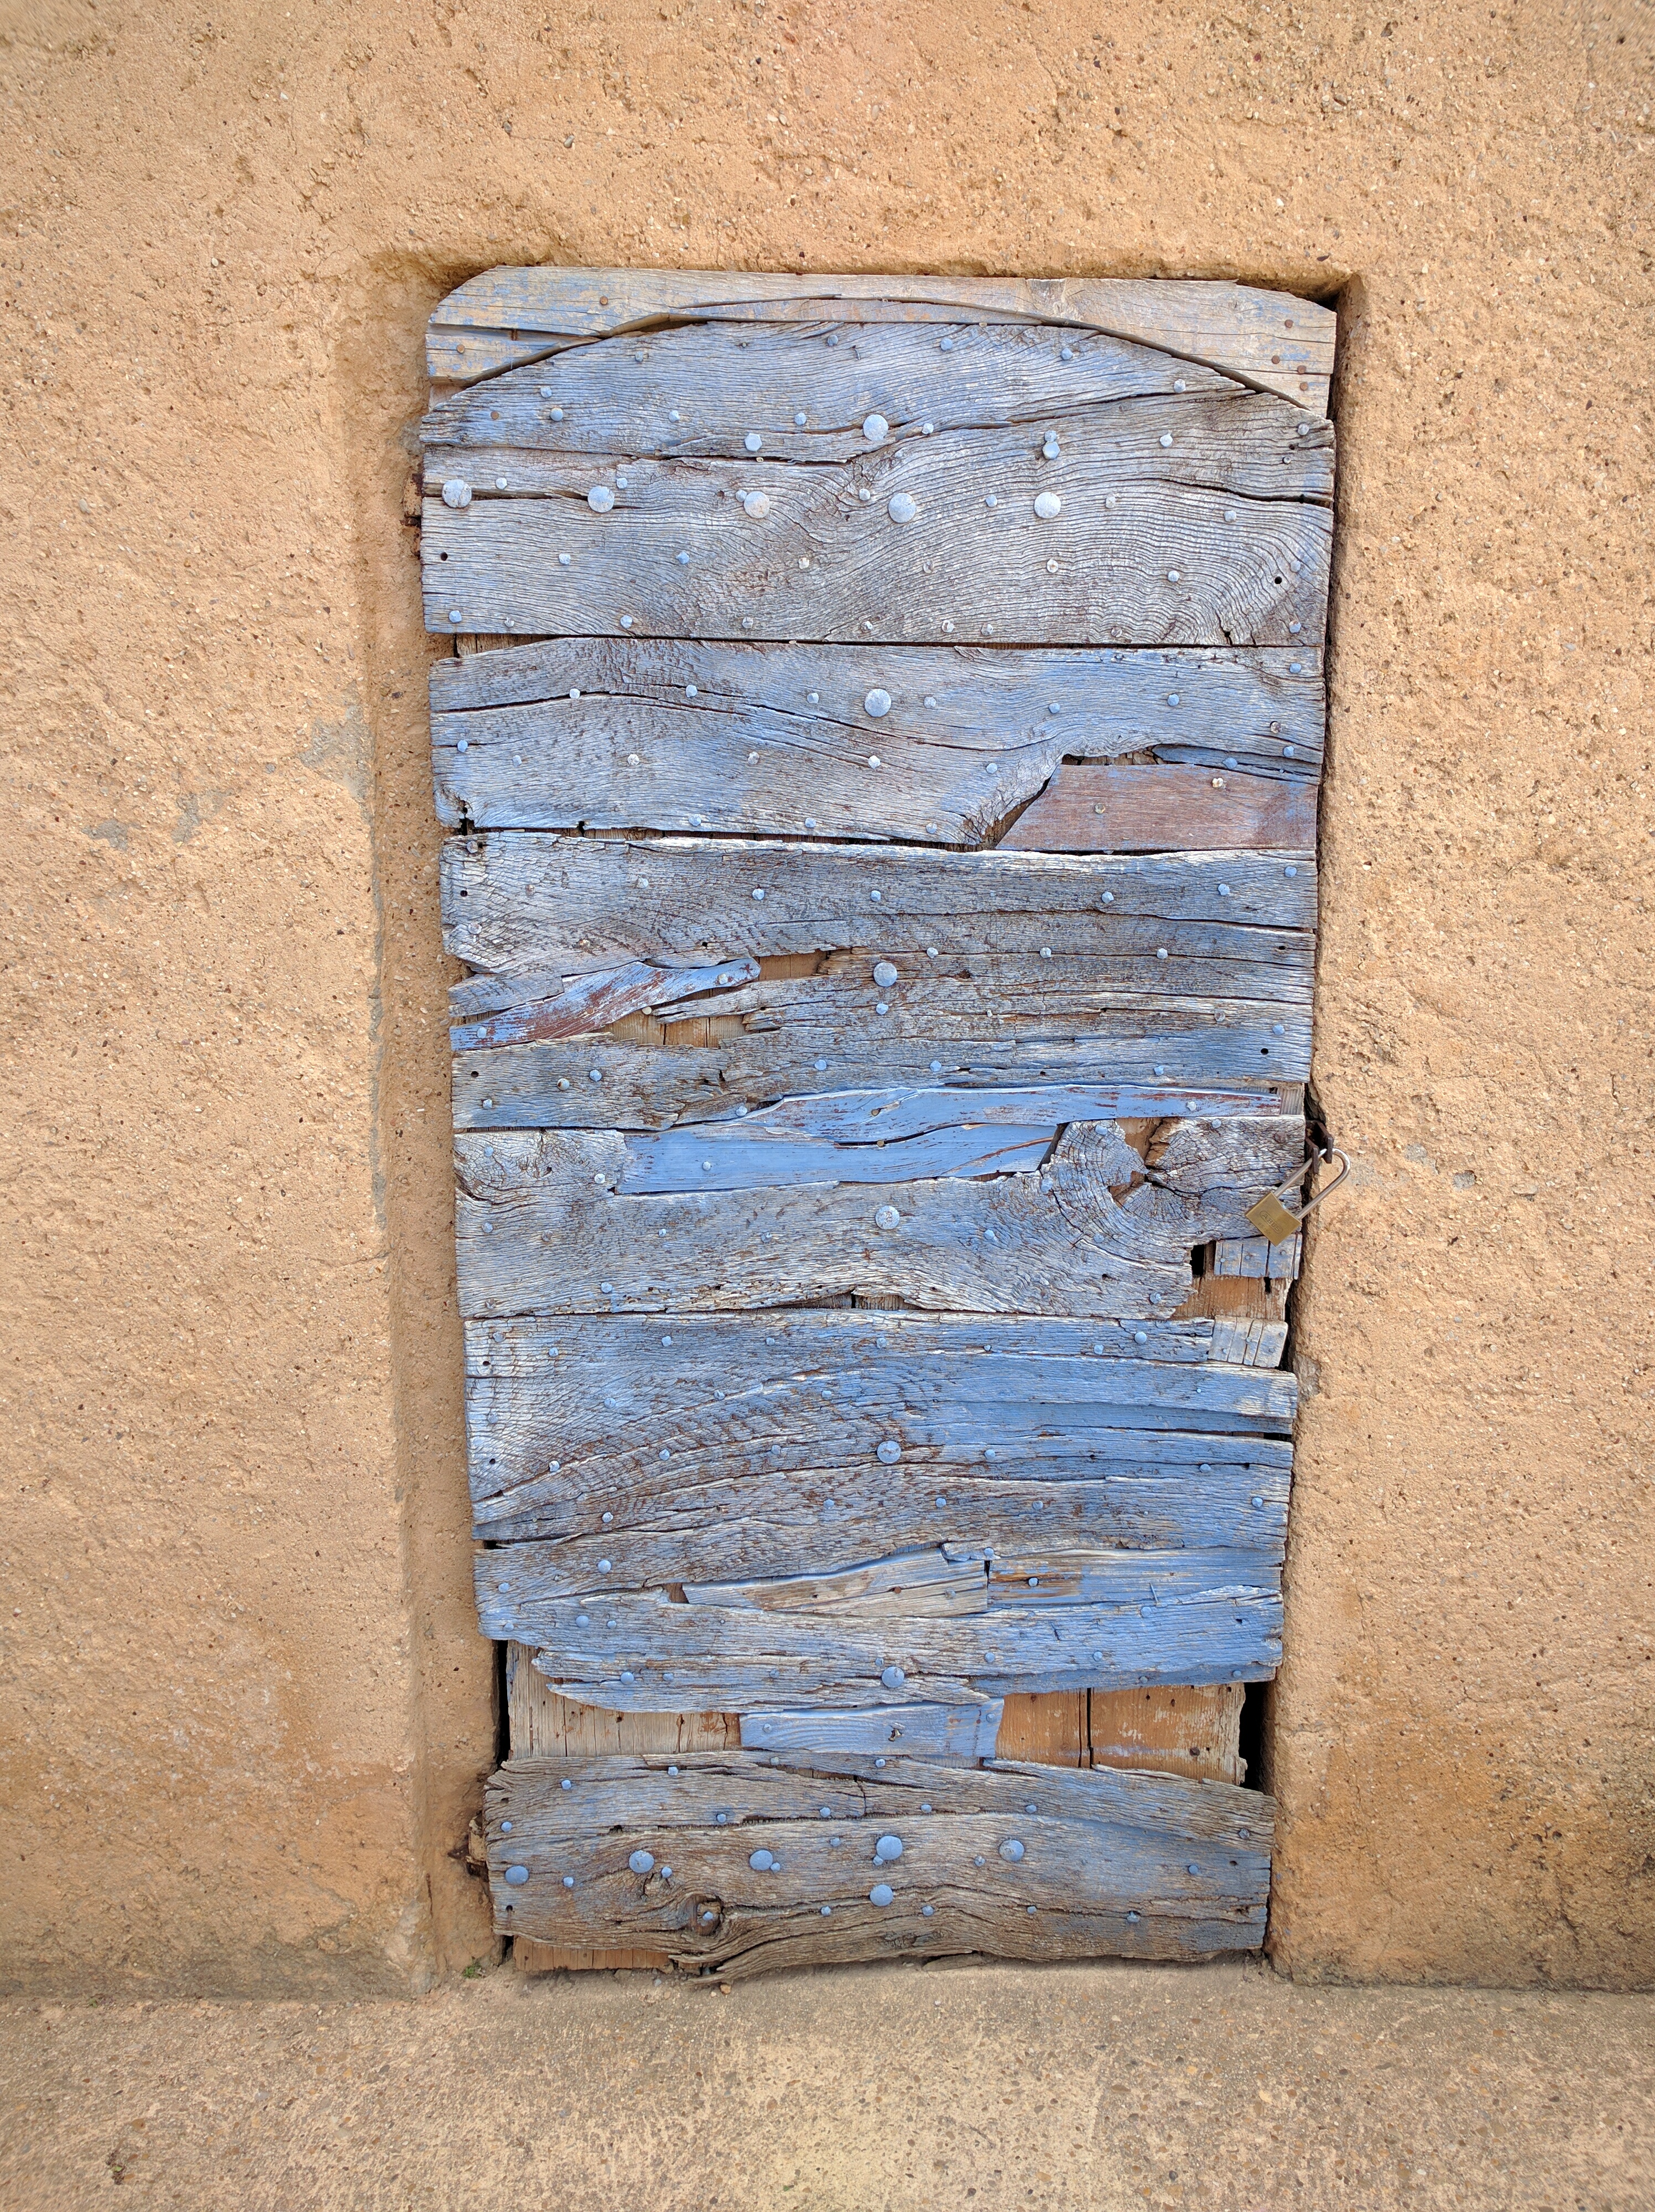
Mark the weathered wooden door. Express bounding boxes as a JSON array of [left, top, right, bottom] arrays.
[[422, 269, 1334, 1976]]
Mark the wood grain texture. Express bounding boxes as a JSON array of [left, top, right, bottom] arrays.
[[506, 1642, 736, 1972], [455, 1036, 1307, 1130], [464, 1317, 1295, 1545], [454, 1112, 1306, 1319], [475, 1455, 1289, 1566], [736, 1704, 1005, 1759], [483, 1747, 1274, 1973], [429, 637, 1324, 839], [1005, 764, 1318, 853], [487, 1583, 1282, 1707], [426, 267, 1336, 408], [424, 316, 1247, 461], [442, 833, 1315, 967], [423, 397, 1331, 647], [1088, 1683, 1246, 1783], [685, 1548, 990, 1616]]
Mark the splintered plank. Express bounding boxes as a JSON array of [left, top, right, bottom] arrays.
[[423, 397, 1331, 647], [462, 1311, 1294, 1541], [1005, 764, 1319, 853], [456, 1038, 1305, 1130], [428, 638, 1324, 837], [441, 834, 1315, 969], [473, 1451, 1289, 1562], [483, 1749, 1274, 1973], [453, 1112, 1307, 1319], [481, 1580, 1281, 1707], [506, 1643, 737, 1972], [426, 267, 1336, 408]]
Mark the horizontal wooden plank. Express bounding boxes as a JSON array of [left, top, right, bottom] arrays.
[[442, 833, 1315, 966], [466, 1308, 1231, 1378], [454, 1112, 1305, 1318], [428, 267, 1336, 407], [468, 1342, 1295, 1483], [475, 1452, 1289, 1563], [446, 832, 1313, 967], [485, 1540, 1274, 1632], [737, 1704, 1004, 1759], [485, 1581, 1281, 1706], [1005, 763, 1319, 853], [483, 1747, 1274, 1971], [423, 399, 1331, 647], [424, 316, 1246, 462], [521, 1084, 1282, 1191], [455, 1037, 1308, 1130], [488, 1744, 1271, 1838], [428, 638, 1324, 838]]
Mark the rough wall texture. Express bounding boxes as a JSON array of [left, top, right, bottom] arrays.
[[0, 0, 1648, 1996]]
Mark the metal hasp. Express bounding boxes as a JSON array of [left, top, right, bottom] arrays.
[[421, 267, 1337, 1976]]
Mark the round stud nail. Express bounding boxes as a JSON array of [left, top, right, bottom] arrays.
[[742, 491, 771, 519], [870, 1883, 894, 1906], [888, 492, 917, 523], [441, 479, 472, 508], [863, 688, 891, 717], [999, 1839, 1025, 1862], [504, 1864, 529, 1886], [862, 414, 888, 442], [1033, 492, 1061, 520], [875, 1205, 901, 1230], [587, 486, 615, 512]]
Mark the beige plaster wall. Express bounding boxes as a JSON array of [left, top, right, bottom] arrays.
[[0, 0, 1648, 1996]]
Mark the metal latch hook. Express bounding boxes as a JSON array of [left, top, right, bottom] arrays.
[[1245, 1145, 1351, 1246]]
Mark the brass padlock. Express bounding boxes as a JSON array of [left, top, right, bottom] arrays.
[[1246, 1145, 1351, 1246]]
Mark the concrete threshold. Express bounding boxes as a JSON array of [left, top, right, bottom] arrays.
[[2, 1957, 1651, 2210]]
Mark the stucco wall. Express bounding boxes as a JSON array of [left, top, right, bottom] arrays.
[[1, 0, 1648, 1995]]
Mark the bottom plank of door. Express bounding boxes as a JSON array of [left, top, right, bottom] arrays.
[[507, 1647, 1246, 1973], [488, 1749, 1271, 1979]]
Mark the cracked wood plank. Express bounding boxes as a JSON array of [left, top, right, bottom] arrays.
[[428, 638, 1324, 839], [505, 1643, 737, 1973], [472, 1451, 1290, 1564], [426, 267, 1335, 408], [483, 1748, 1274, 1971], [1004, 763, 1319, 853], [423, 395, 1331, 647], [454, 1036, 1305, 1130], [467, 1339, 1295, 1500], [453, 1113, 1306, 1318], [489, 1584, 1281, 1708], [442, 833, 1314, 968], [424, 317, 1249, 461]]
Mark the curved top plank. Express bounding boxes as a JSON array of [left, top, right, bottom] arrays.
[[429, 268, 1335, 413]]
